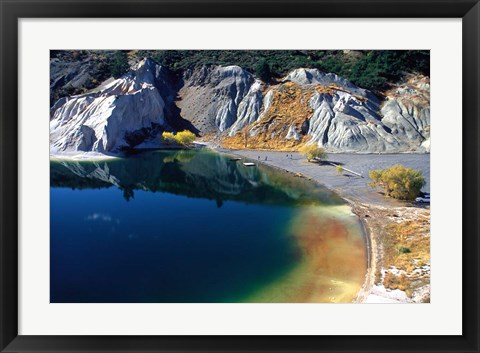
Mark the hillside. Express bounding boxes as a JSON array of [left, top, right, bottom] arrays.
[[51, 50, 429, 97], [50, 51, 430, 154]]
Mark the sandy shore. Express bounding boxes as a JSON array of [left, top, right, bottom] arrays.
[[215, 148, 431, 303]]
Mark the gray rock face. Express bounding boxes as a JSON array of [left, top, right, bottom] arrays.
[[305, 75, 430, 152], [380, 78, 430, 152], [285, 124, 301, 140], [50, 58, 90, 92], [50, 56, 112, 107], [228, 71, 430, 153], [177, 65, 256, 133], [228, 80, 264, 136], [306, 90, 399, 152], [50, 57, 430, 154], [50, 58, 172, 153], [285, 68, 369, 97]]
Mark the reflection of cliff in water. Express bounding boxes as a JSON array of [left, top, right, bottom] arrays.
[[51, 150, 344, 206]]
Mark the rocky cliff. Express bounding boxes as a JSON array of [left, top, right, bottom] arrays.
[[50, 59, 175, 153], [222, 69, 430, 152], [50, 57, 430, 154], [177, 65, 257, 133]]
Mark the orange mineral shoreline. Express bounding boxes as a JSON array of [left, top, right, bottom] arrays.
[[214, 147, 431, 303]]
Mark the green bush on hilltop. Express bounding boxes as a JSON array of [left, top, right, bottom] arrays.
[[111, 51, 130, 78], [255, 59, 272, 82]]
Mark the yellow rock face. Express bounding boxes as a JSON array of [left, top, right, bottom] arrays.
[[223, 82, 310, 150]]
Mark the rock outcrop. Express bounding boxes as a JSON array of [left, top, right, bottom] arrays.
[[50, 58, 430, 154], [380, 75, 430, 152], [228, 80, 264, 136], [285, 68, 371, 98], [176, 65, 256, 133], [50, 58, 174, 153], [50, 54, 114, 107], [223, 69, 430, 153]]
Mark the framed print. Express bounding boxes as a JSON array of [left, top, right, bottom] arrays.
[[1, 0, 479, 352]]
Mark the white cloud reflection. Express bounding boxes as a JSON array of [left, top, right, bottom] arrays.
[[85, 213, 119, 223]]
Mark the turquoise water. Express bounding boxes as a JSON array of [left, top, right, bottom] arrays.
[[50, 149, 366, 303]]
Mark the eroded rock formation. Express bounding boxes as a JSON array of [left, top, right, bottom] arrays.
[[223, 69, 430, 152], [50, 58, 174, 153], [50, 58, 430, 154]]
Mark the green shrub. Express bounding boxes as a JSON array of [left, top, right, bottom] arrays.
[[369, 165, 426, 200], [397, 246, 411, 254]]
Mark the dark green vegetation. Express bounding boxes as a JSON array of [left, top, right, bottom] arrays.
[[51, 50, 429, 93], [255, 58, 272, 83], [143, 50, 429, 91], [111, 51, 130, 78], [369, 165, 426, 201]]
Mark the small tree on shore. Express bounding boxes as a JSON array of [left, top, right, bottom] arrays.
[[175, 130, 196, 146], [161, 131, 176, 143], [161, 130, 196, 147], [299, 144, 327, 162], [369, 165, 426, 200]]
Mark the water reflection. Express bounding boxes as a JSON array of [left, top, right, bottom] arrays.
[[51, 149, 344, 206], [50, 149, 366, 303]]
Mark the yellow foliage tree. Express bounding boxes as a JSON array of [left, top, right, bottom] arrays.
[[335, 165, 343, 175], [161, 131, 176, 143], [161, 130, 195, 147], [369, 165, 426, 200], [299, 144, 327, 162], [175, 130, 196, 146]]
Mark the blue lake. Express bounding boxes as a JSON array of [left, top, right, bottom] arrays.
[[50, 149, 367, 303]]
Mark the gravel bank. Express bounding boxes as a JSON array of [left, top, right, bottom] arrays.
[[217, 149, 430, 207]]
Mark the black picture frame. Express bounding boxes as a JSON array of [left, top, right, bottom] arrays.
[[1, 0, 478, 352]]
